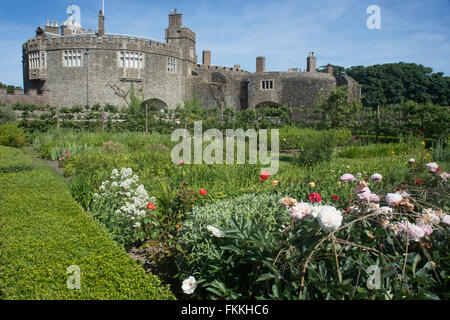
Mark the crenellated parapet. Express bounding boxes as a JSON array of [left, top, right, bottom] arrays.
[[0, 88, 51, 106], [23, 34, 183, 59], [195, 64, 251, 74]]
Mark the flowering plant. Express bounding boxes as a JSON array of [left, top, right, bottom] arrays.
[[91, 168, 156, 249]]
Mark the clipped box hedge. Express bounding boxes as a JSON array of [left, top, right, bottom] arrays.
[[0, 146, 32, 173], [0, 148, 175, 300]]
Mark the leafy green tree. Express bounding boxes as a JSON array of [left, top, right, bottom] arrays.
[[315, 86, 362, 129], [346, 63, 449, 107]]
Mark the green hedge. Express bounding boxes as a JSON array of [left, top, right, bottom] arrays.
[[0, 150, 175, 300], [0, 146, 32, 173]]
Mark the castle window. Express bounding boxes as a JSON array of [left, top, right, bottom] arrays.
[[167, 57, 177, 73], [119, 51, 144, 69], [261, 80, 274, 91], [63, 50, 82, 67], [29, 51, 40, 69]]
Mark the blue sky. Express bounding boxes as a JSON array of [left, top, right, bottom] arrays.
[[1, 0, 449, 86]]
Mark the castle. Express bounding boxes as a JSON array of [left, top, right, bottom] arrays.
[[14, 6, 360, 119]]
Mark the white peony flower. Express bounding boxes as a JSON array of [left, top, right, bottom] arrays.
[[408, 158, 415, 164], [427, 163, 439, 173], [290, 202, 313, 220], [317, 206, 343, 231], [207, 226, 225, 238], [370, 173, 383, 183], [182, 276, 197, 295], [386, 193, 403, 207]]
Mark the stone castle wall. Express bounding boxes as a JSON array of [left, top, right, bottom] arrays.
[[20, 10, 360, 115], [23, 34, 186, 108], [0, 88, 51, 106]]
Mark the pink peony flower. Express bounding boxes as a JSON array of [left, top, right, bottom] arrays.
[[340, 174, 356, 182], [398, 222, 425, 242], [386, 193, 403, 207], [370, 173, 382, 183], [421, 224, 433, 236], [442, 215, 450, 226]]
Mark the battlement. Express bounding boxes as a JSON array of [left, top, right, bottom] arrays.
[[196, 64, 250, 74], [24, 33, 183, 57], [0, 88, 51, 106]]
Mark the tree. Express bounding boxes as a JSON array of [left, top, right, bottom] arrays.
[[315, 86, 362, 129], [345, 63, 449, 108]]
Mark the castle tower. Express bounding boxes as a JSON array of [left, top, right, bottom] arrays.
[[97, 10, 105, 37], [165, 9, 197, 76], [307, 52, 316, 72]]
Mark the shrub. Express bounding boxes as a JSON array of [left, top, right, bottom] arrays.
[[179, 193, 290, 264], [0, 122, 28, 147], [279, 127, 348, 165], [90, 168, 158, 249], [0, 161, 175, 300], [0, 146, 32, 173], [0, 103, 17, 125]]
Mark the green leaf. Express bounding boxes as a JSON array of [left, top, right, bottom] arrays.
[[256, 273, 275, 282]]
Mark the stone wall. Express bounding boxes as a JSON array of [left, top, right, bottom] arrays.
[[192, 65, 250, 110], [23, 34, 186, 108], [0, 88, 51, 106]]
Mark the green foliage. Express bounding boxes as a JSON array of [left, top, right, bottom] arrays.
[[0, 103, 17, 125], [0, 82, 21, 94], [0, 151, 175, 300], [346, 63, 450, 107], [315, 86, 362, 130], [0, 146, 32, 173], [280, 127, 351, 165], [354, 101, 449, 140], [179, 193, 289, 265], [178, 186, 449, 300], [0, 122, 28, 147], [338, 143, 416, 159]]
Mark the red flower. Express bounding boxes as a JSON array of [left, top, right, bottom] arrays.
[[260, 171, 270, 182], [307, 193, 322, 204], [416, 179, 423, 185], [147, 202, 156, 210], [401, 187, 407, 190], [199, 189, 207, 196], [333, 195, 340, 201], [436, 168, 440, 173]]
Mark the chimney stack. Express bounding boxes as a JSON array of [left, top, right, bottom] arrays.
[[202, 50, 211, 66], [307, 52, 317, 72], [169, 8, 183, 26], [256, 56, 265, 73], [98, 10, 105, 37]]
